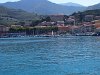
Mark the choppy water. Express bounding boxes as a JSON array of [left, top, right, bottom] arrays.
[[0, 36, 100, 75]]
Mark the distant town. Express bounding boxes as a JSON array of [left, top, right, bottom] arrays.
[[0, 0, 100, 37], [0, 11, 100, 37]]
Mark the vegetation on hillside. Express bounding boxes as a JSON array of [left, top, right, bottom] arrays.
[[71, 9, 100, 23], [0, 6, 40, 25]]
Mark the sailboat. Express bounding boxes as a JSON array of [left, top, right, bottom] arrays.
[[52, 30, 54, 36], [51, 30, 60, 37], [45, 30, 54, 37]]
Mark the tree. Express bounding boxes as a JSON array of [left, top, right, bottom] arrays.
[[18, 21, 25, 26], [30, 20, 42, 27], [41, 16, 51, 22]]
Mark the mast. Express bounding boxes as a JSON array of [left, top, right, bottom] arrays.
[[52, 30, 54, 36]]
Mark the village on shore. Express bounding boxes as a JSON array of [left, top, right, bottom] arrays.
[[0, 14, 100, 37]]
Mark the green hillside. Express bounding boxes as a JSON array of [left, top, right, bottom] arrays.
[[0, 6, 40, 25], [71, 9, 100, 23]]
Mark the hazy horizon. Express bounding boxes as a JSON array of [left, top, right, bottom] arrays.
[[0, 0, 99, 6]]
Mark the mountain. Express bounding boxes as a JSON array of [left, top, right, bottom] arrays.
[[87, 3, 100, 10], [60, 2, 84, 7], [0, 6, 40, 25], [0, 0, 86, 15]]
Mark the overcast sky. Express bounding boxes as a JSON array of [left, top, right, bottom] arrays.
[[0, 0, 100, 6]]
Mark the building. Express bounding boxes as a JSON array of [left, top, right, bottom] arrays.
[[57, 21, 64, 26], [80, 24, 95, 33], [65, 18, 75, 26], [93, 20, 100, 28], [50, 15, 64, 22], [0, 25, 10, 36], [38, 21, 55, 26], [69, 26, 80, 34], [57, 26, 70, 34], [95, 16, 100, 20], [11, 25, 23, 28]]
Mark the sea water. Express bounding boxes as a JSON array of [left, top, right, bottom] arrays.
[[0, 36, 100, 75]]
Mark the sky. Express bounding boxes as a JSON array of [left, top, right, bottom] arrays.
[[0, 0, 100, 6]]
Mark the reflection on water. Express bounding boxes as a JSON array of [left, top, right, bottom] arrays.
[[0, 36, 100, 75]]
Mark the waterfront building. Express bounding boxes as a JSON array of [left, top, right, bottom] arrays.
[[95, 27, 100, 32], [57, 26, 70, 34], [0, 25, 10, 36], [80, 24, 95, 33], [69, 26, 80, 34]]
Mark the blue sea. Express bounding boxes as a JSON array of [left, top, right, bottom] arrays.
[[0, 36, 100, 75]]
